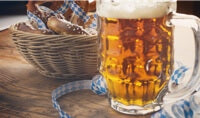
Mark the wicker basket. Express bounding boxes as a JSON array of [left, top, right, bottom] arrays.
[[10, 26, 98, 79]]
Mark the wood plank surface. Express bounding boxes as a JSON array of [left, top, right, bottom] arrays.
[[0, 29, 151, 118]]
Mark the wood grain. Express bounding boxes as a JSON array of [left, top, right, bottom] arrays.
[[0, 29, 151, 118]]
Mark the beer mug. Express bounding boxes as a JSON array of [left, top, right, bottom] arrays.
[[97, 0, 200, 115]]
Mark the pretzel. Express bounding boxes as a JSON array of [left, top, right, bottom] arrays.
[[16, 22, 53, 34], [47, 16, 90, 35], [27, 1, 64, 26]]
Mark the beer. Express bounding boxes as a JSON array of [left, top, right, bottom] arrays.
[[98, 1, 174, 106]]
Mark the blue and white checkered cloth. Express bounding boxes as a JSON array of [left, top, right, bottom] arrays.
[[68, 1, 90, 23], [52, 64, 200, 118], [151, 91, 200, 118], [52, 80, 92, 118], [171, 66, 189, 85], [151, 100, 194, 118], [90, 74, 107, 95], [27, 11, 47, 30], [55, 0, 70, 14], [89, 14, 97, 28], [52, 75, 107, 118]]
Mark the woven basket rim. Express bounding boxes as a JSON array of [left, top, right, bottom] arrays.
[[10, 23, 97, 38]]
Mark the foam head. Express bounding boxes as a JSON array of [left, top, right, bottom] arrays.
[[97, 0, 177, 19]]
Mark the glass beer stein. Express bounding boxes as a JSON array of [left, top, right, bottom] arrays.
[[97, 0, 200, 115]]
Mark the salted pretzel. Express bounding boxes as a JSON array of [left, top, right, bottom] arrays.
[[15, 22, 53, 34], [27, 1, 65, 27], [47, 16, 90, 35]]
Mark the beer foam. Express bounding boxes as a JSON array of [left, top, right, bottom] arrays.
[[97, 0, 176, 19]]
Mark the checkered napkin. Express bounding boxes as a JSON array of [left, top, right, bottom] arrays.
[[171, 66, 189, 85], [27, 11, 47, 30], [55, 0, 70, 14], [89, 14, 97, 28], [27, 0, 96, 30], [52, 64, 200, 118], [52, 80, 92, 118], [151, 91, 200, 118], [52, 75, 107, 118]]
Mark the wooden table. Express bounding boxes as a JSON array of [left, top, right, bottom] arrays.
[[0, 29, 150, 118]]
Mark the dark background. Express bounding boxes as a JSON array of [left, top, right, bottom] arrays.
[[0, 1, 200, 17]]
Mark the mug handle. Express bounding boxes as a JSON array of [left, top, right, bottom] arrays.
[[163, 13, 200, 104]]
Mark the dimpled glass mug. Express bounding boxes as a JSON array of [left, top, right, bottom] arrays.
[[97, 0, 200, 115]]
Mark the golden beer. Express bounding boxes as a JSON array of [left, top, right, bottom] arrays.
[[99, 16, 173, 106]]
